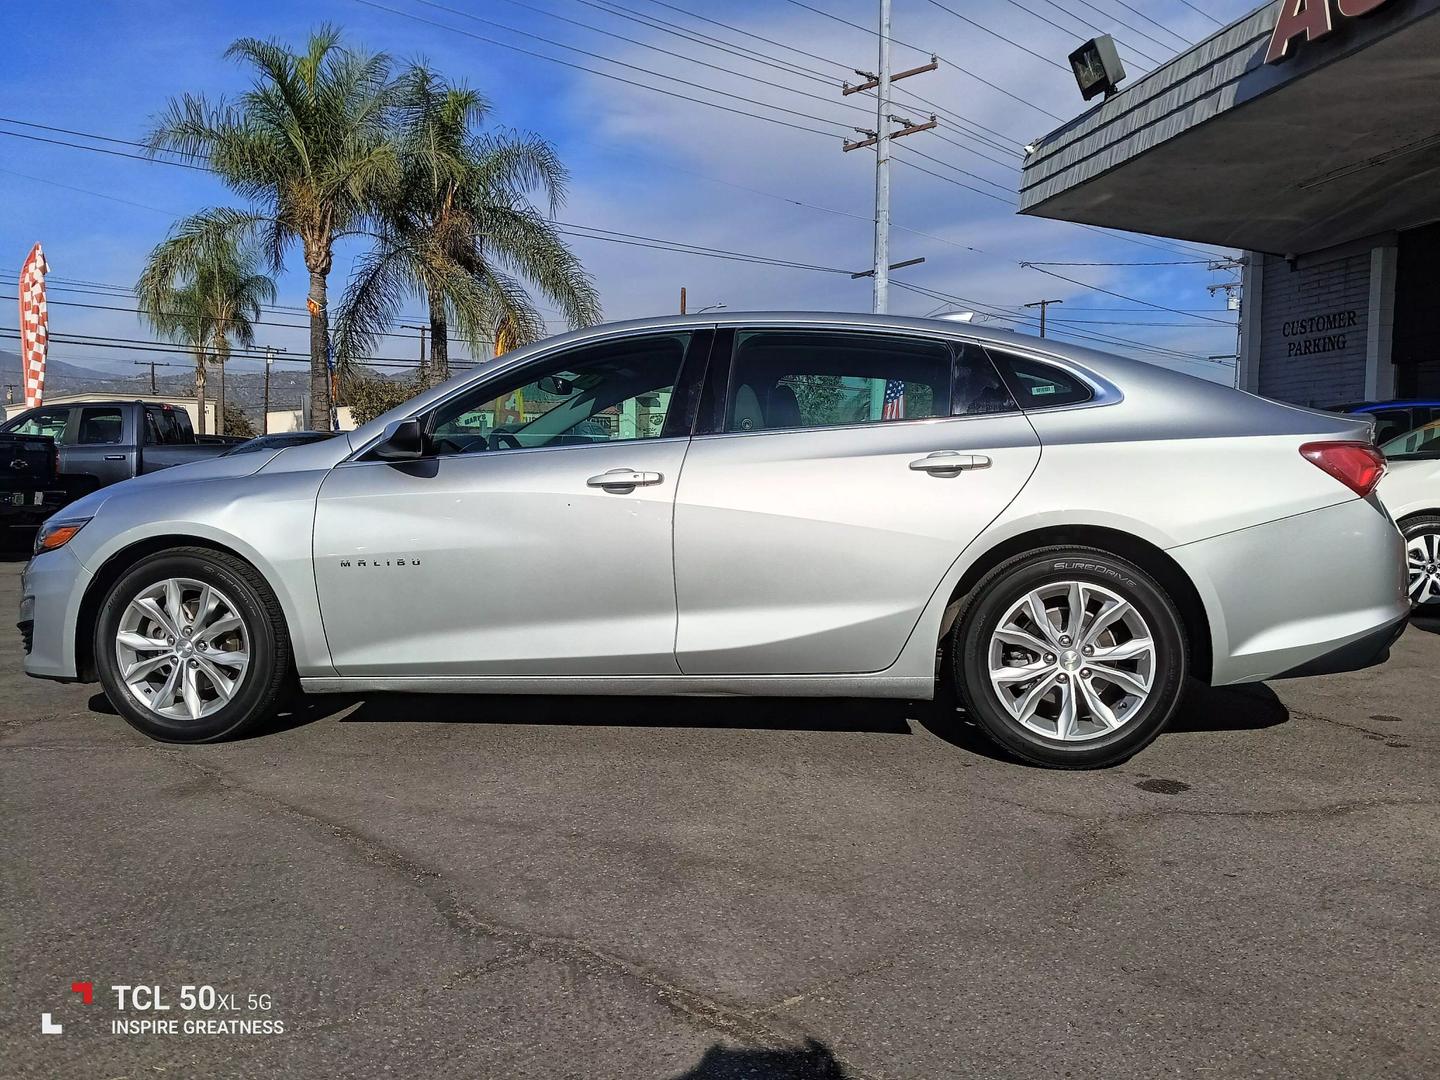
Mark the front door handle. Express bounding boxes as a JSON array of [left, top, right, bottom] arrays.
[[103, 454, 126, 461], [909, 451, 992, 474], [586, 468, 664, 491]]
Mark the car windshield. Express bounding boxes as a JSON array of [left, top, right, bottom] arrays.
[[1381, 419, 1440, 459]]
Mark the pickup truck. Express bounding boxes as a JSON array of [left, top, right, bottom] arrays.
[[0, 431, 68, 545], [0, 401, 243, 496]]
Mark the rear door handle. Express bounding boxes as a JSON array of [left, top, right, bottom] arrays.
[[586, 468, 664, 491], [909, 451, 991, 474], [103, 454, 126, 461]]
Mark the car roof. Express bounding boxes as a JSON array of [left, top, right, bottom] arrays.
[[1344, 400, 1440, 411]]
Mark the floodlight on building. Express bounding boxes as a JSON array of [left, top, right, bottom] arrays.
[[1069, 36, 1126, 102]]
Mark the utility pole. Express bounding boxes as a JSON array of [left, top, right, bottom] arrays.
[[842, 8, 937, 314], [262, 346, 287, 433], [401, 324, 429, 386], [140, 358, 158, 392], [679, 286, 687, 315], [216, 354, 226, 436], [1207, 256, 1247, 388], [1023, 299, 1064, 337]]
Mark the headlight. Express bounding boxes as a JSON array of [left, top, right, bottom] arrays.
[[34, 517, 91, 556]]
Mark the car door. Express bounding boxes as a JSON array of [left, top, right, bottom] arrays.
[[65, 405, 134, 487], [313, 329, 711, 678], [672, 328, 1042, 675]]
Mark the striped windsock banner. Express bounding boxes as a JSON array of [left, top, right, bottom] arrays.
[[18, 243, 49, 407]]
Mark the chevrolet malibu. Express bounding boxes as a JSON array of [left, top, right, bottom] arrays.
[[18, 314, 1410, 768]]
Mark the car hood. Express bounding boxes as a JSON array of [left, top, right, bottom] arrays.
[[56, 447, 286, 520]]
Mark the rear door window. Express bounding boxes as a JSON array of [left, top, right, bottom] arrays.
[[76, 407, 125, 445], [725, 330, 951, 432]]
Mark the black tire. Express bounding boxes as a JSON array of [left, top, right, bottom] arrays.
[[1400, 514, 1440, 610], [951, 545, 1188, 769], [94, 547, 293, 743]]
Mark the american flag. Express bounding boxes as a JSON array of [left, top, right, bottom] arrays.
[[18, 243, 49, 408], [881, 378, 905, 421]]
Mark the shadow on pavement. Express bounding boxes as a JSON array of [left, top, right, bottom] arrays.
[[181, 673, 1290, 757], [668, 1040, 850, 1079], [1410, 612, 1440, 636], [336, 692, 914, 735]]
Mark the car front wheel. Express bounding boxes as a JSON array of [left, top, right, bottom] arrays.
[[95, 547, 292, 742], [952, 546, 1188, 769]]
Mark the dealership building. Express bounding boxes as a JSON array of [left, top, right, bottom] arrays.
[[1019, 0, 1440, 406]]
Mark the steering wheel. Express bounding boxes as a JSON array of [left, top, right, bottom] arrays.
[[490, 431, 523, 451], [433, 433, 487, 456]]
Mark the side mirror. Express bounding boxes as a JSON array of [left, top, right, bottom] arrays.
[[370, 418, 427, 462]]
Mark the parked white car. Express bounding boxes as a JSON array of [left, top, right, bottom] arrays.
[[1379, 420, 1440, 609]]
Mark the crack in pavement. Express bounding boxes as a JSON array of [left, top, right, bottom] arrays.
[[149, 745, 886, 1080]]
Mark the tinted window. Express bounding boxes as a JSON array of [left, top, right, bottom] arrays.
[[726, 331, 950, 433], [144, 410, 163, 446], [951, 343, 1018, 417], [9, 407, 69, 440], [1367, 409, 1413, 444], [77, 407, 124, 444], [987, 350, 1094, 409], [430, 333, 691, 456]]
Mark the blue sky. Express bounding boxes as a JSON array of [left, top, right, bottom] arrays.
[[1, 0, 1259, 384]]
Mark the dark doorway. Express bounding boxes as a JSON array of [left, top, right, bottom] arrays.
[[1393, 221, 1440, 397]]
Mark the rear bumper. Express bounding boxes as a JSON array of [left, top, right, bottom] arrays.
[[1272, 612, 1409, 679], [1172, 496, 1410, 685]]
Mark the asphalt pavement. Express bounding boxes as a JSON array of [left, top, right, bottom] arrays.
[[3, 553, 1437, 1079]]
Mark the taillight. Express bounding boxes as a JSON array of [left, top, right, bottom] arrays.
[[1300, 441, 1386, 497]]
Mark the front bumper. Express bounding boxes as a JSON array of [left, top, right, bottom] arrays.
[[20, 545, 91, 681], [1172, 496, 1410, 686]]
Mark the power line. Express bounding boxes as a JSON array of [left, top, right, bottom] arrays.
[[0, 166, 178, 216], [396, 0, 858, 131], [990, 0, 1160, 69], [349, 0, 848, 138], [1103, 0, 1196, 49], [887, 278, 1227, 364], [1020, 264, 1235, 324], [1174, 0, 1225, 29], [778, 0, 1065, 123], [922, 0, 1071, 72]]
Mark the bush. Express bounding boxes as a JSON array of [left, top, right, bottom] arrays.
[[343, 368, 424, 426]]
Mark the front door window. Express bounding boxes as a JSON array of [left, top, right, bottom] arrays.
[[429, 333, 694, 455]]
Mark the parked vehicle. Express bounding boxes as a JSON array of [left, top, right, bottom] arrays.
[[222, 431, 337, 456], [1377, 422, 1440, 609], [19, 314, 1409, 768], [1325, 399, 1440, 444], [0, 401, 244, 495], [0, 431, 68, 546]]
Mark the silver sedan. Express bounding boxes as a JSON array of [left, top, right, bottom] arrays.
[[19, 314, 1409, 768]]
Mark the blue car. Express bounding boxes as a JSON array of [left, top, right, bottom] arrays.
[[1325, 400, 1440, 444]]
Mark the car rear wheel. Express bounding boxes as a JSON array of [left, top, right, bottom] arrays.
[[952, 546, 1188, 769], [1401, 514, 1440, 609], [95, 547, 292, 742]]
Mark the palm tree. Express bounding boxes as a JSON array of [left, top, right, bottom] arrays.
[[144, 26, 401, 430], [336, 66, 600, 384], [136, 240, 274, 435]]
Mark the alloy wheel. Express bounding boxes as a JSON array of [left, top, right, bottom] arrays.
[[987, 580, 1156, 742], [114, 577, 251, 721], [1406, 531, 1440, 605]]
